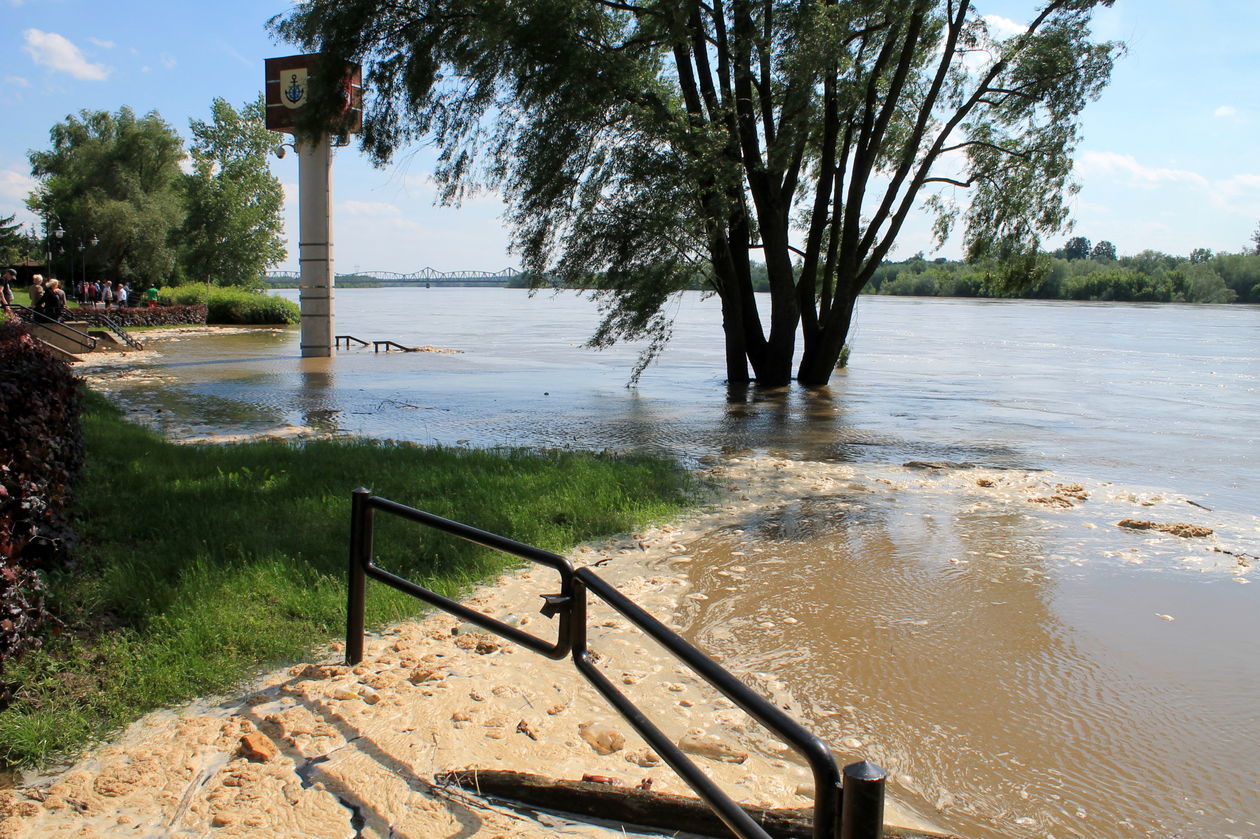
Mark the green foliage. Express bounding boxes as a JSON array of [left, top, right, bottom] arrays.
[[1063, 235, 1091, 261], [0, 392, 698, 767], [272, 0, 1121, 386], [162, 284, 299, 324], [24, 101, 286, 291], [865, 246, 1260, 304], [180, 98, 287, 287], [0, 215, 37, 265], [27, 107, 185, 286], [1090, 240, 1116, 262]]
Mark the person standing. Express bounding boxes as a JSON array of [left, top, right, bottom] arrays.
[[144, 285, 159, 307], [27, 274, 44, 309], [115, 282, 128, 308], [1, 269, 15, 312], [36, 278, 65, 320], [101, 280, 114, 309]]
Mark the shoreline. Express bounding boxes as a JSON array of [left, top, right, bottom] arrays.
[[10, 328, 1250, 838]]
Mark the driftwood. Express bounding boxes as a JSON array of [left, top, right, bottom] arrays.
[[436, 768, 959, 839]]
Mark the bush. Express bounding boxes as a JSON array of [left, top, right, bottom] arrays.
[[0, 322, 83, 665], [160, 284, 299, 325]]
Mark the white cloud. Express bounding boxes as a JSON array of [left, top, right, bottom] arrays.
[[983, 14, 1025, 40], [23, 29, 111, 81], [0, 167, 37, 202], [160, 52, 177, 70], [342, 200, 408, 218], [1212, 173, 1260, 215], [1213, 105, 1238, 118], [4, 75, 31, 88], [1077, 150, 1210, 189], [87, 38, 116, 49]]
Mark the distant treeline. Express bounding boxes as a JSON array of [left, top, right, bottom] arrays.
[[267, 248, 1260, 304], [864, 248, 1258, 304]]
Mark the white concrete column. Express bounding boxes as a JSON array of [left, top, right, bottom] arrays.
[[298, 134, 334, 357]]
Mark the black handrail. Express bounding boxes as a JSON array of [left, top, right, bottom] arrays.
[[372, 339, 416, 352], [336, 334, 369, 349], [345, 488, 885, 839], [82, 311, 144, 350], [10, 304, 98, 353]]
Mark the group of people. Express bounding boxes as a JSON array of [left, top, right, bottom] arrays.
[[76, 279, 131, 309], [0, 269, 161, 323]]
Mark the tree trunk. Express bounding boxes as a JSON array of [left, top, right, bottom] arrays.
[[720, 295, 751, 384], [796, 291, 858, 386]]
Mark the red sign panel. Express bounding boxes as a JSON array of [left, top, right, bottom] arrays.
[[265, 54, 362, 135]]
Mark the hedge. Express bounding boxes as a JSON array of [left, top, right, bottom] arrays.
[[79, 305, 208, 328], [0, 321, 83, 665]]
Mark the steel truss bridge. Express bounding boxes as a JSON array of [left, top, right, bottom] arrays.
[[264, 267, 520, 287]]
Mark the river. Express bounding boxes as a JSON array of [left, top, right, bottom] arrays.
[[91, 289, 1259, 839]]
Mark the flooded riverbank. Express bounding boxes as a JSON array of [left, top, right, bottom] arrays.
[[76, 290, 1259, 838]]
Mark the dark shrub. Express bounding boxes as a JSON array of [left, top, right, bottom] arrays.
[[80, 305, 208, 328], [0, 321, 83, 664]]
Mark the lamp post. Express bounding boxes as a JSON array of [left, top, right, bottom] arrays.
[[45, 218, 64, 275], [77, 234, 98, 303]]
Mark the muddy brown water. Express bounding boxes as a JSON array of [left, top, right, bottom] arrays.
[[87, 290, 1258, 839]]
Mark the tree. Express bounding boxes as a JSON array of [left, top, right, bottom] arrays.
[[1188, 247, 1213, 265], [275, 0, 1119, 385], [1064, 236, 1092, 261], [27, 108, 185, 286], [1252, 222, 1260, 255], [1089, 239, 1116, 261], [0, 214, 38, 266], [180, 97, 287, 287]]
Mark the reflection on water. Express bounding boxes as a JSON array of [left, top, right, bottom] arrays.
[[87, 290, 1259, 839]]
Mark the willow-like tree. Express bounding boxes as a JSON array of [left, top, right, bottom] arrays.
[[276, 0, 1120, 386]]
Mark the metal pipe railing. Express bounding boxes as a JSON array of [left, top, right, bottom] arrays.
[[345, 487, 884, 839]]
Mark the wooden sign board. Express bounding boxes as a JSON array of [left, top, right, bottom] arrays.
[[265, 53, 363, 135]]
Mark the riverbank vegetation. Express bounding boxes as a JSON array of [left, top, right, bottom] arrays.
[[0, 392, 700, 769], [161, 283, 300, 324], [867, 247, 1260, 304]]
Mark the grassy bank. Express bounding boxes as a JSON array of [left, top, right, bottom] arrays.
[[0, 392, 702, 769]]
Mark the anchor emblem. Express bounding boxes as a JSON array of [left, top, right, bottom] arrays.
[[285, 73, 304, 104], [281, 68, 309, 109]]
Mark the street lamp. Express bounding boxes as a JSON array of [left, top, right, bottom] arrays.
[[45, 220, 64, 277]]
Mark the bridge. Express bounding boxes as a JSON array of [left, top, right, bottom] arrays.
[[264, 267, 522, 287]]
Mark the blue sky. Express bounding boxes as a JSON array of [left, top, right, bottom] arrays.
[[1, 0, 1257, 273]]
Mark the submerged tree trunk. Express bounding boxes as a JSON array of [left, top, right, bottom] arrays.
[[797, 292, 858, 386]]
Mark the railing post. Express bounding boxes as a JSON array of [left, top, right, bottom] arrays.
[[346, 487, 373, 665], [839, 760, 885, 839]]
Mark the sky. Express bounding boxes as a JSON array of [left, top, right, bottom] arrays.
[[1, 0, 1257, 274]]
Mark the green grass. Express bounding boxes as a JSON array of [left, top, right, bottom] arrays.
[[0, 391, 702, 769]]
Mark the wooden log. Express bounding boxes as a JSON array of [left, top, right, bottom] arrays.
[[435, 769, 960, 839]]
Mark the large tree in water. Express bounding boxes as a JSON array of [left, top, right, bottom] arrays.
[[275, 0, 1119, 386]]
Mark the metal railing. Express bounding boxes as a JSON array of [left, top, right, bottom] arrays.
[[346, 488, 885, 839], [81, 311, 144, 350], [10, 304, 98, 354]]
